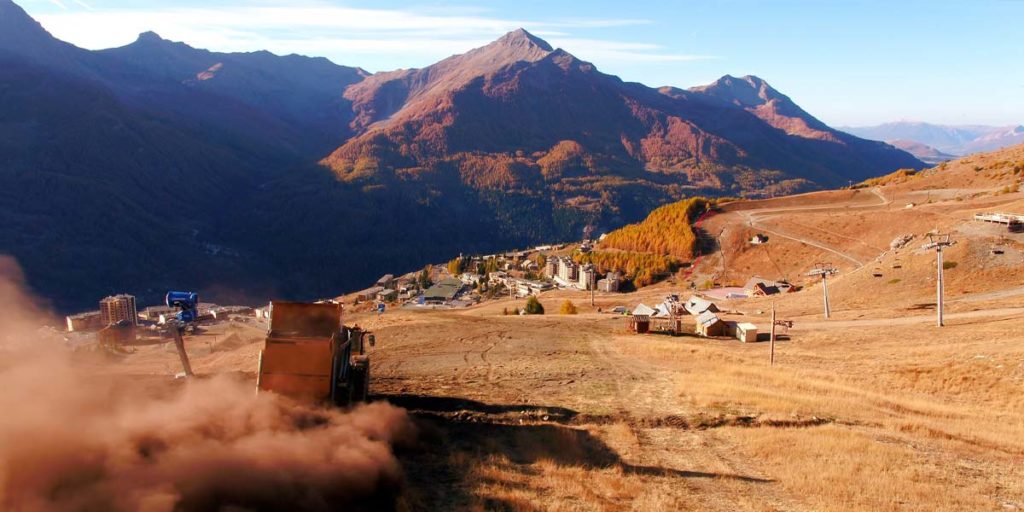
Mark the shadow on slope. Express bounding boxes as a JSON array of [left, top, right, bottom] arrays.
[[381, 394, 771, 510]]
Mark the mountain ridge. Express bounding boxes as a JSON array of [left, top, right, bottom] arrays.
[[0, 5, 925, 312], [328, 31, 921, 198], [842, 121, 1024, 155]]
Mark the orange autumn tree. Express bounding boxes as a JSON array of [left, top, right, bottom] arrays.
[[600, 197, 709, 260]]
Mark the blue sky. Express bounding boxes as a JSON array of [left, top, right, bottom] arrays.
[[19, 0, 1024, 126]]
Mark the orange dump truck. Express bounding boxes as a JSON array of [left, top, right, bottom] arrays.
[[256, 301, 373, 406]]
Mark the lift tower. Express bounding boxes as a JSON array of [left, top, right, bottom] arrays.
[[806, 262, 838, 319], [922, 234, 956, 327]]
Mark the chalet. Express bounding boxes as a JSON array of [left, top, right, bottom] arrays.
[[684, 296, 720, 316], [743, 277, 794, 296], [376, 274, 395, 289], [377, 289, 399, 302], [356, 286, 385, 302], [695, 311, 725, 337], [629, 304, 656, 334]]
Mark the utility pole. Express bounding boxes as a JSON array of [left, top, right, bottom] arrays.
[[806, 262, 838, 319], [922, 233, 956, 327], [168, 322, 195, 377], [590, 268, 596, 307]]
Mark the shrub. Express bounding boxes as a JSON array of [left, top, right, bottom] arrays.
[[502, 307, 509, 316], [943, 261, 958, 270], [559, 300, 578, 315], [524, 296, 545, 315]]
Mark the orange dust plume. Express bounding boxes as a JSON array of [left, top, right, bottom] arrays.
[[0, 256, 416, 512]]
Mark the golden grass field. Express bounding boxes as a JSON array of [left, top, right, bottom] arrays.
[[88, 146, 1024, 511]]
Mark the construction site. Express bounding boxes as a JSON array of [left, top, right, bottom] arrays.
[[4, 146, 1024, 511]]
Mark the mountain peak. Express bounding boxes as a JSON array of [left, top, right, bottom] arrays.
[[495, 28, 553, 52], [136, 31, 166, 43], [694, 74, 783, 107]]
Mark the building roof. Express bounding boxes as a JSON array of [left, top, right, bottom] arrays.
[[696, 311, 721, 327], [632, 303, 656, 316], [357, 286, 385, 297], [653, 302, 675, 318], [67, 310, 101, 319], [736, 322, 758, 331], [685, 296, 719, 315], [753, 282, 780, 295], [376, 274, 394, 283], [743, 276, 792, 294], [423, 277, 465, 301]]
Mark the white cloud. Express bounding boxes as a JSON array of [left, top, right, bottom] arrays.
[[32, 2, 709, 69]]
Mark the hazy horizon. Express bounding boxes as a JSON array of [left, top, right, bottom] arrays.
[[17, 0, 1023, 128]]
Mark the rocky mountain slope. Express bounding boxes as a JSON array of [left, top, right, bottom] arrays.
[[326, 32, 921, 199], [0, 1, 923, 311]]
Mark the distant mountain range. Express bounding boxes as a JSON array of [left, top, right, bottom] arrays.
[[842, 122, 1024, 157], [884, 140, 958, 165], [0, 0, 922, 311]]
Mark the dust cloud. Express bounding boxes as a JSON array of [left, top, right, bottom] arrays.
[[0, 257, 416, 512]]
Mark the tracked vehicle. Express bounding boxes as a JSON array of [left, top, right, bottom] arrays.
[[256, 301, 374, 406]]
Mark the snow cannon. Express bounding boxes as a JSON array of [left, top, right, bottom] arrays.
[[166, 291, 199, 323]]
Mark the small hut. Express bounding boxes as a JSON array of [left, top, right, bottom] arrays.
[[735, 322, 758, 343], [629, 304, 656, 334], [695, 311, 725, 337]]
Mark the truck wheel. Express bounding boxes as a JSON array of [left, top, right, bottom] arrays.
[[331, 346, 350, 408], [349, 365, 366, 403]]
